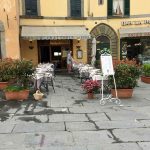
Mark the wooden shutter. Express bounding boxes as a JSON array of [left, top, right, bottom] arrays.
[[107, 0, 113, 16], [124, 0, 130, 16], [25, 0, 38, 16], [70, 0, 81, 17]]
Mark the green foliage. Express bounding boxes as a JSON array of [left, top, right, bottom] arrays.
[[108, 64, 140, 89], [4, 85, 26, 92], [0, 58, 15, 82], [100, 48, 111, 55], [13, 59, 35, 88], [0, 58, 35, 89], [142, 63, 150, 77]]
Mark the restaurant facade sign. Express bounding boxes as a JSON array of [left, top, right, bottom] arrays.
[[121, 20, 150, 26]]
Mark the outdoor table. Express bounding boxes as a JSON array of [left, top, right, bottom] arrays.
[[32, 63, 55, 92]]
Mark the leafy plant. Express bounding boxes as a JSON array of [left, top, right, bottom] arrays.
[[142, 63, 150, 77], [0, 58, 15, 82], [82, 80, 100, 93], [100, 48, 111, 55], [4, 85, 26, 92], [13, 59, 35, 88], [108, 64, 140, 89]]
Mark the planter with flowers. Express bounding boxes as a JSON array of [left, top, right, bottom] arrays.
[[108, 63, 140, 98], [82, 80, 100, 99], [0, 58, 15, 90], [4, 59, 35, 100]]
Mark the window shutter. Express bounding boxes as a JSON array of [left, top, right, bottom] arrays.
[[124, 0, 130, 16], [70, 0, 81, 17], [25, 0, 38, 16], [107, 0, 113, 16]]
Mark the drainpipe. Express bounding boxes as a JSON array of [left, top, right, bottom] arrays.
[[88, 0, 90, 16]]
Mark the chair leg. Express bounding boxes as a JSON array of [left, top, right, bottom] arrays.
[[51, 79, 55, 93]]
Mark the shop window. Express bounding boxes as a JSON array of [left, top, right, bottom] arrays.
[[107, 0, 130, 17], [70, 0, 81, 17], [25, 0, 38, 16]]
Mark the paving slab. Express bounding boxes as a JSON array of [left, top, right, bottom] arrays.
[[87, 143, 141, 150], [87, 113, 109, 121], [72, 131, 114, 145], [138, 142, 150, 150], [95, 120, 144, 129], [13, 122, 65, 133], [0, 133, 41, 149], [66, 121, 96, 131], [113, 128, 150, 142], [11, 115, 48, 123], [0, 123, 15, 133], [69, 106, 97, 113], [106, 111, 150, 121]]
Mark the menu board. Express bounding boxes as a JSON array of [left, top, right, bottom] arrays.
[[101, 55, 114, 75]]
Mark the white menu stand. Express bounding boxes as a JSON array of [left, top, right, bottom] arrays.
[[99, 53, 121, 105]]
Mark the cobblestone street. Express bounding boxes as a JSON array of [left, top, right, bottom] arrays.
[[0, 74, 150, 150]]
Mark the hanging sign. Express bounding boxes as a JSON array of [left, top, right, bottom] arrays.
[[100, 55, 114, 75]]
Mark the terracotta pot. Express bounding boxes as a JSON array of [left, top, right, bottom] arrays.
[[5, 90, 30, 100], [0, 82, 9, 90], [141, 76, 150, 84], [87, 92, 94, 99], [111, 89, 133, 99]]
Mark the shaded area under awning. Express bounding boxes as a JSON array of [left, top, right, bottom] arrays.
[[119, 27, 150, 38], [21, 26, 91, 40]]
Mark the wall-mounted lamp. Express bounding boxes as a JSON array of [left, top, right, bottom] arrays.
[[77, 39, 80, 43], [29, 40, 34, 49]]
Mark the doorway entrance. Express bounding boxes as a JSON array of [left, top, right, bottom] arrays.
[[51, 46, 62, 68], [96, 35, 110, 60], [40, 46, 50, 63]]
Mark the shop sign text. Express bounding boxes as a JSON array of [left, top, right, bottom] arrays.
[[121, 20, 150, 26]]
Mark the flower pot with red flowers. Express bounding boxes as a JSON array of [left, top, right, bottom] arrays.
[[82, 80, 100, 99]]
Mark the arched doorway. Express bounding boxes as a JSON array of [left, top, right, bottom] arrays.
[[89, 23, 118, 65], [96, 35, 110, 60]]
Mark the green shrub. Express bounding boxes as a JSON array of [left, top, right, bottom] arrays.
[[108, 64, 140, 89], [142, 63, 150, 77]]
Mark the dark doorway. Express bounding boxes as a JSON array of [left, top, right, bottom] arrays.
[[40, 46, 50, 63], [96, 35, 110, 60], [51, 46, 62, 68]]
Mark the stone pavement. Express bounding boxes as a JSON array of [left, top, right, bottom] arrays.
[[0, 73, 150, 150]]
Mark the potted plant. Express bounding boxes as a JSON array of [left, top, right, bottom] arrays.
[[4, 59, 35, 100], [141, 63, 150, 84], [0, 58, 15, 89], [81, 80, 100, 99], [108, 63, 141, 98]]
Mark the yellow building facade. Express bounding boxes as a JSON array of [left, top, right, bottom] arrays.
[[0, 0, 20, 59], [1, 0, 150, 67]]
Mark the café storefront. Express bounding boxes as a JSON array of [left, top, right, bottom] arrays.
[[119, 26, 150, 64]]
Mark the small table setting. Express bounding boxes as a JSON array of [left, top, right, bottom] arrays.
[[32, 63, 55, 92]]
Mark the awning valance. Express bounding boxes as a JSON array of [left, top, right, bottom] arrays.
[[119, 27, 150, 38], [21, 26, 91, 40]]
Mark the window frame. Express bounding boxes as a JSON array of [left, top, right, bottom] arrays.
[[107, 0, 130, 18], [68, 0, 84, 18], [22, 0, 41, 16]]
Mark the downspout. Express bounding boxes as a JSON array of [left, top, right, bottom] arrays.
[[16, 0, 21, 58], [88, 0, 90, 16]]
